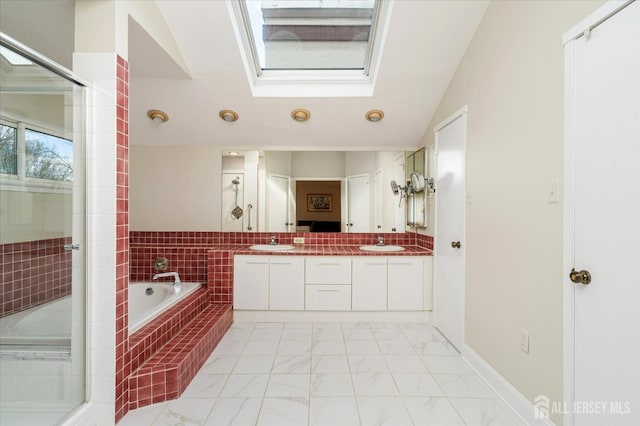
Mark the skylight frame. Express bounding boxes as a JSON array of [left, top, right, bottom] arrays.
[[231, 0, 389, 90]]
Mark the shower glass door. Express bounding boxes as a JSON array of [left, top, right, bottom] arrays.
[[0, 41, 86, 424]]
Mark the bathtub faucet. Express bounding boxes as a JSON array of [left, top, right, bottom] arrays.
[[152, 272, 181, 286]]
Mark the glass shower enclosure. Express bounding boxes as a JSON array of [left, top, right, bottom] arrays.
[[0, 36, 86, 425]]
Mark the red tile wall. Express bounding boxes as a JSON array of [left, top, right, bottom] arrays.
[[0, 237, 72, 317], [115, 54, 130, 423]]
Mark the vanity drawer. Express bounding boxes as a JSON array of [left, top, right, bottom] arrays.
[[305, 285, 351, 310], [305, 257, 351, 284]]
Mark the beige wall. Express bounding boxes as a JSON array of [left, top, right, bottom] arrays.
[[129, 145, 221, 231], [419, 1, 604, 422]]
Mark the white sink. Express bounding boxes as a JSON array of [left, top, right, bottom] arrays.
[[249, 244, 295, 251], [359, 245, 406, 252]]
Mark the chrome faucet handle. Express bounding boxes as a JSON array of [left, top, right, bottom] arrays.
[[270, 235, 278, 245]]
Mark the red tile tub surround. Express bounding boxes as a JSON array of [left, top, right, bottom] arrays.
[[128, 304, 232, 409], [0, 237, 72, 317], [115, 54, 130, 423]]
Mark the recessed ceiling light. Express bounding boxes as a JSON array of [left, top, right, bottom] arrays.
[[228, 151, 239, 156], [365, 109, 384, 122], [291, 108, 310, 122], [219, 110, 239, 122], [147, 109, 169, 123]]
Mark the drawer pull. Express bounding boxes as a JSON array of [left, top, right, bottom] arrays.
[[365, 262, 386, 266], [318, 263, 342, 266], [246, 261, 268, 265], [390, 262, 412, 266], [317, 289, 341, 293], [271, 262, 293, 265]]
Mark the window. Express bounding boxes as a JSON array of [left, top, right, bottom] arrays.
[[0, 124, 17, 175], [241, 0, 379, 73], [25, 129, 73, 181], [231, 0, 390, 96], [0, 121, 73, 186]]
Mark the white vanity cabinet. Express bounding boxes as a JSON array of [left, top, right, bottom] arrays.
[[388, 257, 425, 310], [233, 256, 269, 310], [305, 257, 352, 310], [269, 257, 304, 310], [352, 257, 388, 310]]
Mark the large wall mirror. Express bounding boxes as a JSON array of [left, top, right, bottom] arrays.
[[221, 149, 428, 233]]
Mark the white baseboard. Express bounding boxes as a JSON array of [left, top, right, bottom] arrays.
[[461, 344, 555, 426], [233, 310, 432, 323], [59, 401, 114, 426]]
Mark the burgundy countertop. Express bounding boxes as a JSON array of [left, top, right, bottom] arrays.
[[208, 244, 432, 256]]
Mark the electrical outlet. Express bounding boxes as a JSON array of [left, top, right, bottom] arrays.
[[293, 237, 305, 244], [520, 328, 530, 353]]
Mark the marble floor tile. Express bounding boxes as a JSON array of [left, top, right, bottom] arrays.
[[181, 374, 228, 399], [250, 328, 284, 341], [233, 355, 275, 374], [152, 397, 216, 425], [414, 341, 459, 357], [313, 322, 342, 329], [313, 327, 344, 341], [312, 340, 346, 355], [377, 338, 418, 355], [348, 354, 389, 373], [357, 396, 413, 426], [342, 327, 376, 340], [421, 355, 471, 374], [257, 397, 309, 426], [432, 374, 492, 398], [309, 397, 360, 426], [384, 354, 428, 373], [212, 340, 246, 356], [272, 355, 311, 374], [277, 339, 312, 355], [352, 373, 399, 396], [201, 355, 239, 374], [311, 355, 350, 373], [283, 322, 313, 329], [310, 373, 354, 397], [266, 374, 310, 397], [281, 328, 313, 340], [118, 402, 167, 426], [254, 322, 284, 329], [403, 396, 464, 426], [449, 397, 526, 426], [372, 327, 404, 340], [203, 397, 262, 426], [220, 374, 269, 398], [243, 339, 279, 355], [345, 339, 382, 355], [392, 373, 444, 397], [230, 322, 256, 329]]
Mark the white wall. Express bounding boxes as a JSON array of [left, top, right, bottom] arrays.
[[419, 1, 604, 423], [291, 151, 345, 178], [129, 145, 221, 231]]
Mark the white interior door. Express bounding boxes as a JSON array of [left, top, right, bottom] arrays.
[[347, 174, 370, 232], [564, 2, 640, 425], [268, 174, 292, 232], [434, 107, 467, 352]]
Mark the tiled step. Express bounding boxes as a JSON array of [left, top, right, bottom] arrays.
[[128, 303, 232, 409]]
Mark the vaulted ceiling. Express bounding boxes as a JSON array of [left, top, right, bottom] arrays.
[[129, 0, 489, 150]]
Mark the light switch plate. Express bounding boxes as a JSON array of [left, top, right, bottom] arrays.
[[520, 328, 530, 353]]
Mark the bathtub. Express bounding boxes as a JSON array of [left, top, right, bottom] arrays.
[[0, 296, 71, 353], [128, 282, 201, 334]]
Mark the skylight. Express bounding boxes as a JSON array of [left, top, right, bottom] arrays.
[[239, 0, 380, 75]]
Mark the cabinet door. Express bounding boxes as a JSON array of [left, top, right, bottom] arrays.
[[233, 256, 269, 310], [388, 257, 424, 310], [270, 257, 304, 310], [352, 257, 387, 310], [305, 285, 351, 310], [305, 257, 351, 284]]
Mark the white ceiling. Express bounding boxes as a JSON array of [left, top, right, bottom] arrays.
[[129, 0, 489, 150]]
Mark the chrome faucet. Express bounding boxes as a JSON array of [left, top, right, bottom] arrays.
[[152, 272, 181, 286], [269, 235, 278, 245], [376, 234, 385, 246]]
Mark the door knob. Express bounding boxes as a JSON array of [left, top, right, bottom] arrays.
[[451, 241, 461, 249], [570, 268, 591, 285]]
